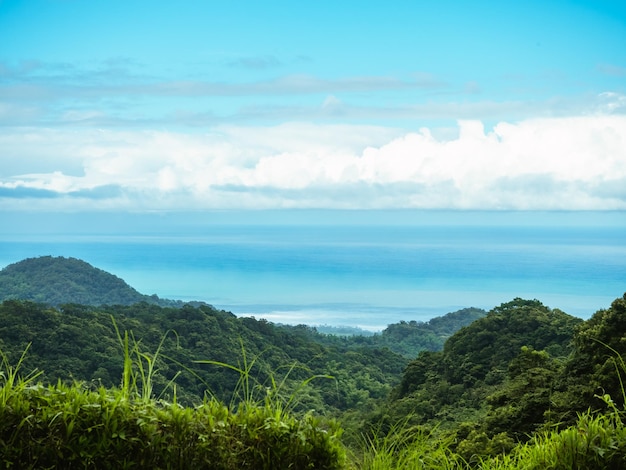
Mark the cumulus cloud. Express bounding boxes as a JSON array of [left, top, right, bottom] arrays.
[[1, 114, 625, 210]]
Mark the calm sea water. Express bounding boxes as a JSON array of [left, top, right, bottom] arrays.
[[0, 211, 624, 331]]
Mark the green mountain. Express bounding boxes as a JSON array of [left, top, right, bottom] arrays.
[[0, 255, 485, 360], [0, 255, 624, 466], [0, 255, 486, 419], [0, 256, 181, 307], [306, 308, 486, 360], [382, 297, 593, 459]]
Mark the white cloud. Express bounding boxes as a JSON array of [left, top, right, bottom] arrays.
[[1, 113, 625, 210]]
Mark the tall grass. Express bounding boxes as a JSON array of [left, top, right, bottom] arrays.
[[508, 411, 626, 469], [352, 418, 465, 470], [0, 331, 345, 469], [194, 339, 334, 414], [112, 317, 182, 402], [0, 343, 42, 406]]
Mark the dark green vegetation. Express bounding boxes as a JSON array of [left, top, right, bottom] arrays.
[[0, 256, 484, 359], [0, 339, 345, 469], [1, 256, 626, 468], [385, 299, 584, 458], [0, 299, 410, 416], [0, 256, 182, 307]]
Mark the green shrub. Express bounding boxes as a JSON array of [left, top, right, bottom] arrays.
[[0, 340, 345, 469]]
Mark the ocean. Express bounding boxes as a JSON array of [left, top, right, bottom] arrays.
[[0, 210, 624, 331]]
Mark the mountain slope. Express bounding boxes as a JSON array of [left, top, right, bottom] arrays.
[[0, 256, 176, 306], [378, 297, 585, 455], [0, 299, 409, 413]]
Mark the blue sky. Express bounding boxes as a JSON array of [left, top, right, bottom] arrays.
[[1, 0, 625, 211]]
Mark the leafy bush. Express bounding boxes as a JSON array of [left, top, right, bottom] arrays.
[[0, 340, 345, 469], [0, 384, 345, 469]]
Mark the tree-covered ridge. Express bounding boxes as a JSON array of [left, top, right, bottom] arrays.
[[0, 298, 485, 423], [395, 298, 580, 399], [377, 297, 626, 462], [0, 255, 486, 362], [0, 256, 181, 307], [380, 308, 486, 357], [306, 308, 486, 359], [0, 300, 408, 416]]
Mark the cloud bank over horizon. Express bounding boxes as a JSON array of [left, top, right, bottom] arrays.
[[1, 1, 625, 212], [2, 111, 625, 211]]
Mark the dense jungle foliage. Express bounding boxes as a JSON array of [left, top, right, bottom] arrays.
[[0, 299, 482, 419], [1, 256, 626, 468]]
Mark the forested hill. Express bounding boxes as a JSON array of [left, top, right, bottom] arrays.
[[309, 308, 486, 358], [1, 281, 625, 465], [0, 299, 409, 416], [0, 296, 563, 427], [0, 256, 182, 307], [0, 255, 485, 358], [381, 297, 610, 459]]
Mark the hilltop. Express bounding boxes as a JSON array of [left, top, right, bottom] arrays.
[[0, 256, 182, 307]]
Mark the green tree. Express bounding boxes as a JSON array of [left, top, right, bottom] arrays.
[[560, 293, 626, 412], [485, 346, 560, 439]]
